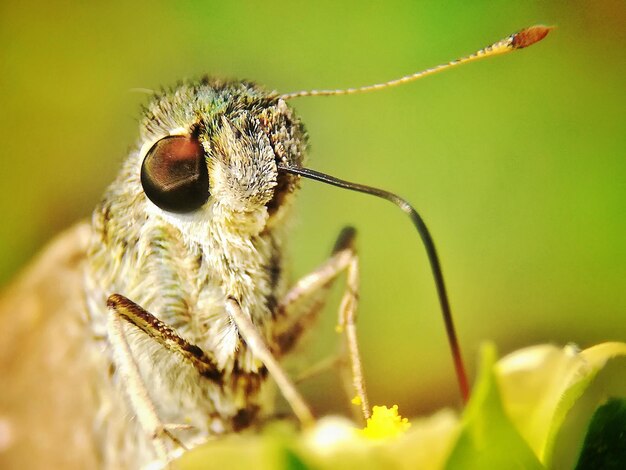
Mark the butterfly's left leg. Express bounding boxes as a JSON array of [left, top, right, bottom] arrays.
[[274, 227, 371, 420], [224, 298, 315, 427], [106, 294, 222, 463]]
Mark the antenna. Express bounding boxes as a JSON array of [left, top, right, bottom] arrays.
[[281, 25, 552, 100], [278, 25, 552, 403]]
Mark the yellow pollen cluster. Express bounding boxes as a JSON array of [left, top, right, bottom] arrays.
[[360, 405, 411, 440]]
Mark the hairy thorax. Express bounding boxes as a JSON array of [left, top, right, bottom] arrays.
[[84, 186, 291, 466]]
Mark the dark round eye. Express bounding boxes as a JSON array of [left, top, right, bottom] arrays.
[[140, 135, 209, 213]]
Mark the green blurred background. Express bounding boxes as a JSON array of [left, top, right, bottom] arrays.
[[1, 1, 624, 417]]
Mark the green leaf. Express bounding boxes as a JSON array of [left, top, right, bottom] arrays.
[[494, 342, 626, 468], [495, 344, 583, 457], [544, 343, 626, 468], [575, 398, 626, 469], [445, 343, 544, 469], [284, 447, 312, 470], [177, 422, 300, 470]]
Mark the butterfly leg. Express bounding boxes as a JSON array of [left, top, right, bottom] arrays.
[[106, 294, 222, 463], [274, 227, 355, 352], [275, 226, 371, 421], [224, 297, 315, 427]]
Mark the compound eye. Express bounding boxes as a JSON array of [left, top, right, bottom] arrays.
[[140, 135, 209, 213]]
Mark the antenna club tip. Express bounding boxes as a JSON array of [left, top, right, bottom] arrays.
[[511, 25, 555, 49]]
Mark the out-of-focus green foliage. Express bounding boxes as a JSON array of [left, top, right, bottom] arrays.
[[445, 344, 542, 469], [575, 398, 626, 469], [545, 343, 626, 468], [1, 1, 624, 416]]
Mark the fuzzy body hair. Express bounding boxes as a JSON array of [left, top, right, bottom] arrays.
[[82, 79, 308, 467]]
